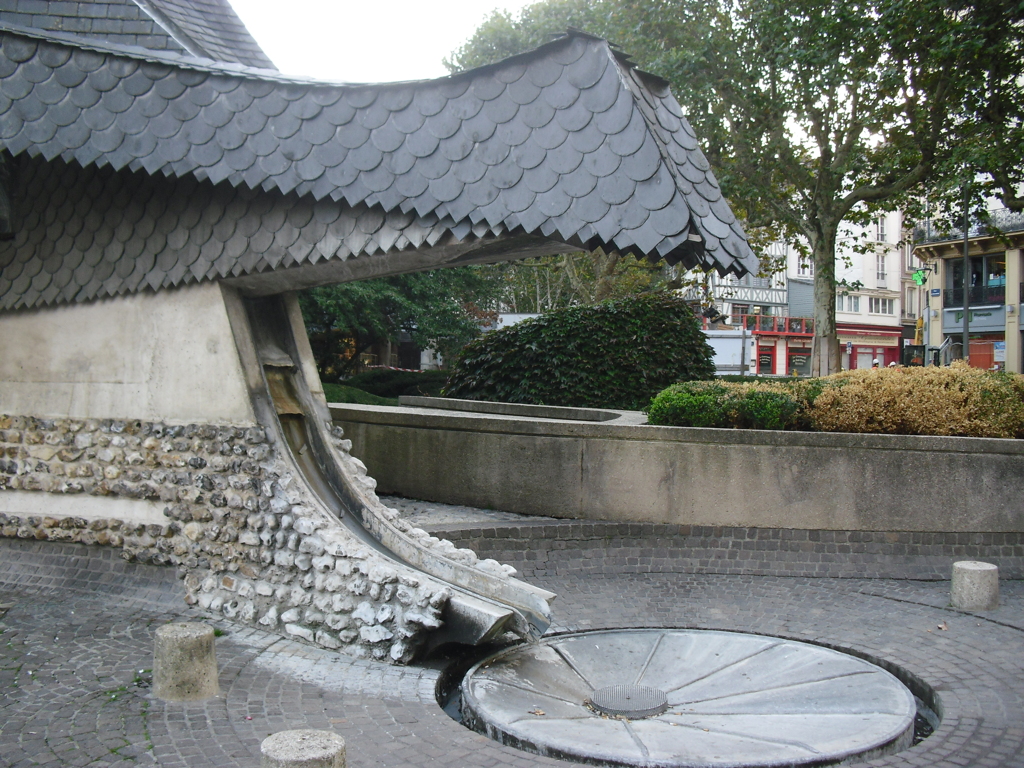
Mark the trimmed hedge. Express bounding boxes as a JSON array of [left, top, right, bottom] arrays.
[[444, 293, 715, 410], [647, 362, 1024, 438], [322, 383, 398, 406], [805, 363, 1024, 438], [647, 381, 802, 431]]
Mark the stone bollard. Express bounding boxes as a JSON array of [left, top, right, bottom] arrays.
[[261, 730, 346, 768], [152, 622, 220, 700], [951, 561, 999, 611]]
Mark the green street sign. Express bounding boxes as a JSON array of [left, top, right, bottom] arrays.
[[912, 269, 927, 286]]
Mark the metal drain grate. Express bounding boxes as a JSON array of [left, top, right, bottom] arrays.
[[586, 684, 668, 719]]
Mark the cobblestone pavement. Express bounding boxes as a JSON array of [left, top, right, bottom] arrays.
[[2, 500, 1024, 768]]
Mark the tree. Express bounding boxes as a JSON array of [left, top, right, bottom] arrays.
[[451, 0, 1009, 375], [299, 267, 500, 379], [487, 250, 668, 313], [945, 0, 1024, 213]]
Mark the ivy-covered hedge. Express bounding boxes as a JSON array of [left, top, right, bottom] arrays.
[[647, 362, 1024, 438], [444, 293, 714, 410]]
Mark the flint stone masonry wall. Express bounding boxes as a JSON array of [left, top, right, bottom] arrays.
[[0, 414, 448, 663]]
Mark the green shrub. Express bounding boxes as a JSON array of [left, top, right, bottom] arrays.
[[443, 293, 715, 410], [342, 369, 448, 398], [322, 383, 398, 406], [733, 389, 801, 430], [647, 382, 734, 427], [647, 381, 801, 430]]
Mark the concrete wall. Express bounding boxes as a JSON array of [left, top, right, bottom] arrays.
[[0, 282, 256, 425], [333, 400, 1024, 533]]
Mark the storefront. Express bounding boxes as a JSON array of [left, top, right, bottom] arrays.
[[786, 346, 812, 376], [744, 316, 815, 376], [838, 326, 902, 369]]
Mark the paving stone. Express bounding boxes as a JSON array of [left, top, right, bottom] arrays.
[[1, 526, 1023, 768]]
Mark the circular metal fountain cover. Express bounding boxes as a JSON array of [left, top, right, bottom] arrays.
[[588, 684, 668, 718], [461, 629, 916, 768]]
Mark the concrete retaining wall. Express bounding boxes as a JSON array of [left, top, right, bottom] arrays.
[[333, 398, 1024, 534]]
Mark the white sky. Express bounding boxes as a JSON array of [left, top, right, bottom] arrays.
[[227, 0, 537, 83]]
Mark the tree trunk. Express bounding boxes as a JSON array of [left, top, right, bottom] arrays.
[[810, 231, 841, 377], [592, 250, 621, 303]]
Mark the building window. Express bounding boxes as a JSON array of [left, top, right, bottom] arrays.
[[876, 216, 887, 242], [876, 253, 887, 283], [837, 294, 860, 313], [869, 297, 894, 315], [739, 274, 770, 287], [797, 260, 813, 276], [946, 253, 1007, 306], [904, 244, 917, 273], [904, 287, 916, 318]]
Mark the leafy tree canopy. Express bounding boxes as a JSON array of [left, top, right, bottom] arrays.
[[488, 250, 670, 313], [299, 267, 500, 379], [450, 0, 1023, 374]]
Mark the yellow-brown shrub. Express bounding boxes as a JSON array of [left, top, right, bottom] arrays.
[[805, 362, 1024, 438], [647, 363, 1024, 437]]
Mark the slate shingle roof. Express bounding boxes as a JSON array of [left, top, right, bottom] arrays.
[[0, 0, 274, 68], [0, 26, 757, 311], [132, 0, 275, 69], [0, 0, 186, 55], [0, 153, 525, 309]]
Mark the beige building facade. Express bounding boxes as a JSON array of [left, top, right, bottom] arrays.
[[914, 211, 1024, 373]]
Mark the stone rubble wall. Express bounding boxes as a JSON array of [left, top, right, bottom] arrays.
[[0, 413, 451, 663]]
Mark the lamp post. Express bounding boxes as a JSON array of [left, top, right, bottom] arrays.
[[962, 183, 970, 365]]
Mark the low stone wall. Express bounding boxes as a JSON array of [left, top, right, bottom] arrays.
[[0, 414, 448, 662], [333, 399, 1024, 534]]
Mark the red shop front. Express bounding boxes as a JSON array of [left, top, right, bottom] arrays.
[[838, 326, 902, 369]]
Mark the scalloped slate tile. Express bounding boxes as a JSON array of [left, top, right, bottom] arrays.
[[0, 28, 757, 311]]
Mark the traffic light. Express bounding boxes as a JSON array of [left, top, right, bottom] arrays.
[[912, 269, 928, 286]]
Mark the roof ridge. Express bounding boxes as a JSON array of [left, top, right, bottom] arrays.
[[0, 22, 602, 91], [0, 24, 758, 312], [133, 0, 214, 61], [0, 20, 277, 77]]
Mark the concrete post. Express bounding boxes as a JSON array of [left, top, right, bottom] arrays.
[[951, 561, 999, 611], [152, 622, 220, 701], [261, 730, 346, 768]]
